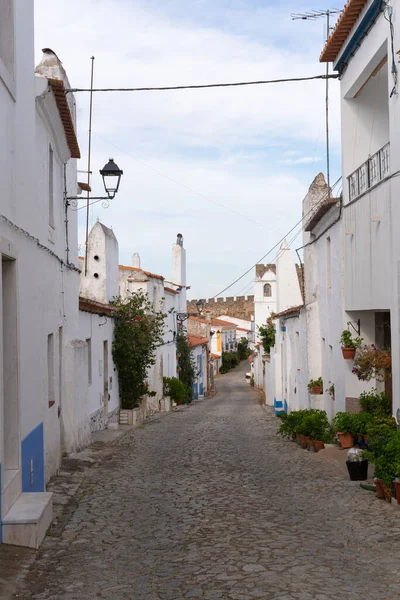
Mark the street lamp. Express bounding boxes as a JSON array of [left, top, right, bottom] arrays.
[[67, 158, 123, 210], [100, 158, 123, 199], [176, 299, 204, 324]]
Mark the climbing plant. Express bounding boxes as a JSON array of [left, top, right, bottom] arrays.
[[258, 314, 276, 354], [237, 338, 251, 361], [111, 291, 166, 409], [176, 330, 197, 401]]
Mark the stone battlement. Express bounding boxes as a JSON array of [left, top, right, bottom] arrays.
[[187, 296, 254, 321]]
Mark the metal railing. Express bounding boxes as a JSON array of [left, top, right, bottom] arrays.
[[348, 143, 390, 202]]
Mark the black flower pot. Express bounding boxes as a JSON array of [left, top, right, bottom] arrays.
[[346, 460, 368, 481]]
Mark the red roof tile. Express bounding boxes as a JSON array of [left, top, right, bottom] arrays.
[[320, 0, 368, 63], [119, 264, 164, 281], [164, 286, 179, 295], [272, 305, 303, 319], [48, 79, 80, 159], [188, 335, 209, 348], [237, 327, 251, 332], [79, 296, 114, 316]]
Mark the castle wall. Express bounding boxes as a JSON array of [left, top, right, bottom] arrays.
[[187, 296, 254, 321]]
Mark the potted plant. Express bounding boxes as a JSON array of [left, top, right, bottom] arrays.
[[326, 382, 335, 399], [364, 420, 398, 500], [332, 412, 355, 449], [352, 345, 391, 381], [308, 377, 323, 395], [346, 447, 368, 481], [340, 330, 363, 360], [359, 388, 391, 416], [307, 410, 329, 452]]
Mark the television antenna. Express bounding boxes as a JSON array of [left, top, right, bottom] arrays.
[[291, 8, 343, 192]]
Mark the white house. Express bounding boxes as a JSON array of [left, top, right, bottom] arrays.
[[118, 234, 187, 415], [258, 241, 303, 412], [188, 335, 209, 399], [219, 315, 254, 343], [0, 3, 80, 548], [320, 0, 397, 416]]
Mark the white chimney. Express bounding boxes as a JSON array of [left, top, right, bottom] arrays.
[[132, 252, 141, 268], [172, 233, 187, 311]]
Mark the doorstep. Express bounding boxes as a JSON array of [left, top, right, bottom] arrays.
[[2, 492, 53, 550]]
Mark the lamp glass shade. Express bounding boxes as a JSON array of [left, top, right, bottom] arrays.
[[99, 158, 123, 199]]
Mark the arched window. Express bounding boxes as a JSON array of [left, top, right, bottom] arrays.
[[264, 283, 272, 297]]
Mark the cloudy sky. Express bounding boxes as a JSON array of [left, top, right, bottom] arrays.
[[34, 0, 342, 300]]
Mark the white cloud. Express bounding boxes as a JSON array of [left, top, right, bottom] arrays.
[[34, 0, 341, 298]]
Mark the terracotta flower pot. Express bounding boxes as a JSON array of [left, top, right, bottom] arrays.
[[304, 436, 312, 450], [291, 432, 296, 441], [374, 479, 385, 499], [395, 481, 400, 504], [341, 347, 356, 360], [382, 482, 393, 503], [309, 386, 322, 395], [337, 432, 354, 449], [312, 440, 325, 452]]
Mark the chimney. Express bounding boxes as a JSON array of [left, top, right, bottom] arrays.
[[172, 233, 186, 311], [132, 252, 141, 268]]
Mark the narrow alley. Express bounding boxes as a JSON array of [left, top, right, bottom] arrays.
[[14, 364, 400, 600]]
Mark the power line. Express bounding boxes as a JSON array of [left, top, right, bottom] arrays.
[[213, 176, 342, 298], [93, 132, 269, 229], [66, 74, 338, 94]]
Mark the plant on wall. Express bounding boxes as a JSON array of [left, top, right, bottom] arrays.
[[111, 291, 166, 409], [258, 314, 276, 354], [237, 338, 251, 361], [352, 345, 391, 381], [176, 330, 197, 401]]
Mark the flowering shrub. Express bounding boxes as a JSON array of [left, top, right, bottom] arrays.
[[352, 345, 391, 382]]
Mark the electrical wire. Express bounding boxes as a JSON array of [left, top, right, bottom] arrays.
[[66, 74, 339, 94], [213, 176, 342, 298], [93, 133, 268, 229]]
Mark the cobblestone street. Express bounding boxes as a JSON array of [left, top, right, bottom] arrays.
[[13, 363, 400, 599]]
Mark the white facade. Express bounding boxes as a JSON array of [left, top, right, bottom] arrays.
[[0, 4, 81, 545], [219, 315, 254, 343], [188, 339, 208, 399], [320, 0, 397, 416]]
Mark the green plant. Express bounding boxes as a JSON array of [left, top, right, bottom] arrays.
[[367, 431, 400, 484], [163, 377, 187, 405], [220, 351, 239, 373], [352, 345, 391, 382], [237, 338, 251, 361], [359, 388, 391, 416], [308, 377, 323, 390], [351, 412, 374, 435], [340, 330, 363, 349], [306, 410, 330, 440], [332, 411, 356, 435], [258, 320, 275, 354], [111, 291, 166, 409], [326, 382, 334, 396], [176, 331, 197, 400]]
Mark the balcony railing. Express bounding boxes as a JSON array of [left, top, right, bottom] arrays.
[[348, 143, 390, 202]]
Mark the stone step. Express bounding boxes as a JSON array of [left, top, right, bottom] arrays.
[[1, 469, 21, 519], [2, 492, 53, 549]]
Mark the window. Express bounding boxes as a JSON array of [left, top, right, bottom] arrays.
[[263, 283, 272, 297], [86, 338, 92, 385], [296, 331, 300, 371], [48, 334, 55, 405], [326, 237, 331, 290], [49, 145, 54, 229]]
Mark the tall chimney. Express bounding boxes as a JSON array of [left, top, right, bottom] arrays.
[[132, 252, 141, 268], [172, 233, 186, 312]]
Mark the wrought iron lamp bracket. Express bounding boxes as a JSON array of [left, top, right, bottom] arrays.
[[347, 319, 361, 336]]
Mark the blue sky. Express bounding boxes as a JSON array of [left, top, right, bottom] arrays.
[[34, 0, 342, 299]]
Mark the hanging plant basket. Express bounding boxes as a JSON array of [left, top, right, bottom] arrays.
[[342, 347, 356, 360]]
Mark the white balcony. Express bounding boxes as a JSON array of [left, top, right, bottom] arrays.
[[348, 143, 390, 202]]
